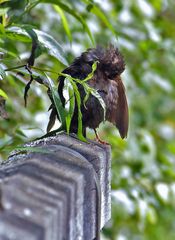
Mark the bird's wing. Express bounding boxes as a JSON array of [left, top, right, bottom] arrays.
[[46, 59, 93, 132], [47, 107, 57, 133], [115, 78, 129, 138]]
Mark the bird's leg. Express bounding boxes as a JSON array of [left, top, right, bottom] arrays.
[[94, 129, 110, 145]]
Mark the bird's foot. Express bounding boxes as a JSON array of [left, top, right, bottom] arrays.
[[94, 129, 110, 145], [95, 138, 110, 145]]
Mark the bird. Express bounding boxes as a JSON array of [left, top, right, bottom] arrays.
[[47, 45, 129, 140]]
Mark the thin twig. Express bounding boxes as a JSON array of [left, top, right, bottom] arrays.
[[24, 64, 34, 107], [4, 64, 26, 72], [31, 66, 59, 75]]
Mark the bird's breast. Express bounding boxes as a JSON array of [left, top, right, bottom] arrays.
[[87, 75, 119, 126]]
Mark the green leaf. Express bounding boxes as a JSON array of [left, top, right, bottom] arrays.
[[24, 0, 40, 13], [146, 206, 157, 224], [40, 0, 95, 45], [0, 23, 5, 34], [82, 82, 106, 122], [34, 29, 68, 66], [23, 26, 42, 65], [68, 78, 87, 142], [0, 47, 19, 59], [3, 0, 28, 25], [0, 8, 8, 17], [5, 26, 31, 42], [15, 129, 27, 138], [4, 26, 68, 65], [69, 61, 106, 121], [44, 72, 67, 130], [54, 5, 72, 43], [83, 88, 90, 109], [90, 87, 106, 122], [90, 4, 116, 35], [82, 61, 98, 82], [0, 88, 8, 99], [24, 26, 38, 42], [83, 0, 116, 35], [61, 61, 106, 127], [64, 78, 75, 134]]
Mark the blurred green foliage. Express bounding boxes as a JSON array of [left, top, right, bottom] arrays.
[[0, 0, 175, 239]]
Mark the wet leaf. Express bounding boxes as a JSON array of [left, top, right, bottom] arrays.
[[41, 0, 94, 44], [64, 78, 75, 134], [34, 29, 68, 66], [44, 72, 67, 130], [84, 1, 117, 35], [68, 78, 87, 142], [54, 5, 72, 43], [4, 26, 68, 65]]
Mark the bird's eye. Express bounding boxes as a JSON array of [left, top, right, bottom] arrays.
[[103, 65, 118, 79], [105, 71, 116, 79], [104, 71, 114, 79], [106, 72, 116, 79]]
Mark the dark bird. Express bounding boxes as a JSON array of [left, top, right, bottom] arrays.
[[47, 45, 129, 140]]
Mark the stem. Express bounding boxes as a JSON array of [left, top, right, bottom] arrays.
[[4, 65, 59, 75], [4, 64, 26, 72], [31, 66, 59, 75]]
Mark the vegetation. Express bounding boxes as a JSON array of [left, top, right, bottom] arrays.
[[0, 0, 175, 239]]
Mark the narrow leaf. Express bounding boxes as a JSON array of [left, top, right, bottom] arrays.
[[41, 0, 95, 44], [24, 26, 40, 66], [90, 4, 116, 35], [83, 88, 90, 109], [0, 88, 8, 99], [15, 129, 27, 138], [34, 29, 68, 66], [5, 26, 31, 42], [91, 88, 106, 122], [64, 78, 75, 134], [61, 61, 106, 123], [54, 5, 72, 43], [83, 0, 116, 35], [44, 73, 67, 130], [24, 0, 40, 13], [82, 83, 106, 122], [82, 61, 98, 82], [4, 26, 68, 66], [0, 23, 5, 34], [69, 78, 87, 142], [0, 47, 19, 59]]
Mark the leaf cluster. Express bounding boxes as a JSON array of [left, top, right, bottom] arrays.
[[0, 0, 110, 151]]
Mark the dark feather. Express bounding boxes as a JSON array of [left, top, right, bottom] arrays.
[[47, 45, 129, 139], [115, 78, 129, 138], [47, 108, 57, 133]]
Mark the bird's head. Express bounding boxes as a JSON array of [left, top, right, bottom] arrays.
[[99, 45, 125, 80], [80, 45, 125, 80]]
